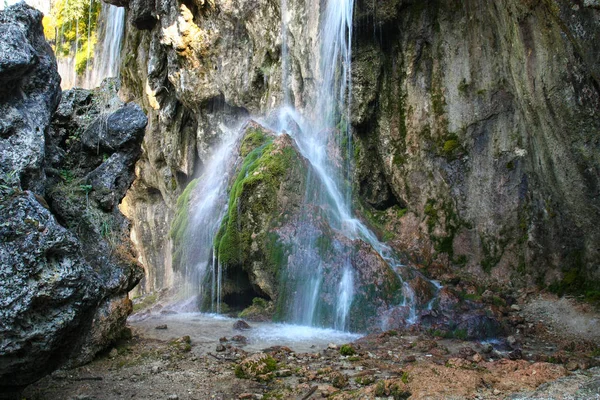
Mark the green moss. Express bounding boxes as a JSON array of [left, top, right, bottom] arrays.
[[382, 231, 395, 242], [458, 79, 470, 95], [443, 139, 459, 154], [548, 251, 600, 304], [132, 293, 158, 312], [240, 128, 269, 157], [340, 344, 356, 356], [424, 199, 438, 232], [481, 238, 502, 273], [451, 328, 468, 340], [169, 178, 200, 271], [214, 134, 297, 280]]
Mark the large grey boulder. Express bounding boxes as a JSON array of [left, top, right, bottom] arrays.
[[0, 2, 60, 194], [81, 102, 147, 152], [0, 4, 145, 396], [0, 191, 102, 396]]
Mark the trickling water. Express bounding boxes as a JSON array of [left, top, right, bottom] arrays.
[[178, 129, 243, 310], [85, 0, 94, 84], [335, 265, 354, 330]]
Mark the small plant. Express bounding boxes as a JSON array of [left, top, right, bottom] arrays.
[[374, 381, 386, 396], [59, 169, 74, 184], [401, 371, 410, 384], [252, 297, 267, 308], [339, 344, 356, 356]]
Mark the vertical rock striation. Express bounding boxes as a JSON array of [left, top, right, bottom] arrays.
[[352, 0, 600, 291]]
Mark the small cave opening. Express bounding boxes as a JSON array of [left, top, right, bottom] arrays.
[[222, 267, 271, 313]]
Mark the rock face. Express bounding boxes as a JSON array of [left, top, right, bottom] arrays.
[[119, 0, 321, 294], [351, 0, 600, 292], [0, 4, 145, 394], [120, 0, 599, 305]]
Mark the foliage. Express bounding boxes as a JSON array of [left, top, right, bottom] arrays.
[[45, 0, 101, 76]]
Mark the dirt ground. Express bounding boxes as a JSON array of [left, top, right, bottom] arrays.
[[23, 293, 600, 400]]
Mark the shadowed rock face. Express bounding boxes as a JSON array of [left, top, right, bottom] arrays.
[[0, 4, 146, 395], [351, 0, 600, 290]]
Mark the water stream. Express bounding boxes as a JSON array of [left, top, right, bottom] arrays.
[[86, 3, 125, 88], [130, 313, 361, 354]]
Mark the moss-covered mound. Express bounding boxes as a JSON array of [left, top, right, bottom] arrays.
[[212, 122, 307, 308]]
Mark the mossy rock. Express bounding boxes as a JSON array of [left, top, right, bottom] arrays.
[[235, 352, 278, 381], [213, 123, 307, 305]]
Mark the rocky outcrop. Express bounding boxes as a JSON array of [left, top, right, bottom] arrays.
[[0, 4, 145, 395], [119, 0, 321, 294], [200, 122, 438, 330], [120, 0, 599, 306], [351, 0, 600, 294]]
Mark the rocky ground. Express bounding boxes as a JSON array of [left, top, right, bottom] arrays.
[[23, 292, 599, 400]]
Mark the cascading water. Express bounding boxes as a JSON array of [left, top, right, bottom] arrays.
[[54, 1, 125, 89], [273, 0, 439, 329], [176, 129, 243, 312], [86, 3, 125, 88], [177, 0, 439, 331]]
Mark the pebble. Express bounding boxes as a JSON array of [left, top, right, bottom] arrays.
[[109, 348, 118, 358], [508, 349, 523, 360], [566, 361, 579, 371], [328, 343, 338, 350], [233, 320, 251, 330], [167, 395, 179, 400], [510, 304, 521, 312], [493, 389, 501, 395], [216, 344, 226, 352], [155, 324, 168, 330]]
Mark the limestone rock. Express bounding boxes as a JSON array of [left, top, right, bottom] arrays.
[[82, 102, 147, 153], [0, 191, 101, 391], [0, 5, 145, 393]]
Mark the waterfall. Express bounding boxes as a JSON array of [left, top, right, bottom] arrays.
[[177, 130, 241, 311], [274, 0, 359, 329], [274, 0, 435, 330], [86, 3, 125, 88], [177, 0, 439, 331], [53, 1, 125, 89]]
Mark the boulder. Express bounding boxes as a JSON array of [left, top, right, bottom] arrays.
[[82, 102, 147, 153], [0, 4, 146, 394]]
